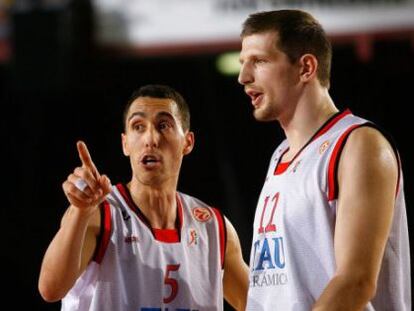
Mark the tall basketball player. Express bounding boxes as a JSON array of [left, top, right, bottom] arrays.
[[238, 10, 411, 311], [38, 85, 249, 311]]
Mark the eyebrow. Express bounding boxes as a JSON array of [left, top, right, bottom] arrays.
[[127, 111, 175, 123], [156, 111, 175, 121], [127, 111, 146, 123]]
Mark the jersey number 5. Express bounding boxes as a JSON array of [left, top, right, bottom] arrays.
[[163, 264, 180, 303]]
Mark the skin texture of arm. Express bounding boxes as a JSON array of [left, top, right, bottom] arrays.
[[38, 141, 111, 302], [223, 217, 250, 310], [312, 127, 398, 311], [38, 206, 101, 302]]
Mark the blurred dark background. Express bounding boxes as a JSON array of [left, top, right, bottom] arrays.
[[1, 1, 413, 310]]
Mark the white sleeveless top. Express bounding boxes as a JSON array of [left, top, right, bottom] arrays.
[[246, 110, 411, 311], [62, 183, 226, 311]]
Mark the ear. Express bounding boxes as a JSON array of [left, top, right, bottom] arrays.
[[121, 133, 130, 156], [183, 131, 195, 156], [299, 54, 318, 83]]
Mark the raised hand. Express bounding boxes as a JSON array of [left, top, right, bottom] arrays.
[[62, 141, 112, 210]]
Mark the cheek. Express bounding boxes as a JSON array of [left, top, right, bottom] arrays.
[[124, 135, 142, 155], [258, 68, 277, 86], [169, 139, 186, 158]]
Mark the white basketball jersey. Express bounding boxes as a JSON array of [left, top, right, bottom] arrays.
[[246, 110, 411, 311], [62, 183, 226, 311]]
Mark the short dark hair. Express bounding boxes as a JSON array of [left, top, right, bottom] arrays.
[[123, 84, 190, 131], [241, 10, 332, 88]]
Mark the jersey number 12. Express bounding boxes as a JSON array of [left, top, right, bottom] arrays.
[[258, 192, 280, 234]]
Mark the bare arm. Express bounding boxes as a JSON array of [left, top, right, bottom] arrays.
[[38, 141, 111, 302], [38, 205, 100, 302], [313, 127, 398, 310], [223, 217, 250, 311]]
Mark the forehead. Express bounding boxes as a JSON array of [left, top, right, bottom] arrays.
[[127, 97, 180, 120], [240, 31, 280, 58]]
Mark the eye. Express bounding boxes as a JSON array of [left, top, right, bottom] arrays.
[[254, 58, 266, 65], [158, 121, 172, 130], [131, 123, 144, 131]]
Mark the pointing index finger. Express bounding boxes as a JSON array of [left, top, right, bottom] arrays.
[[77, 140, 100, 178]]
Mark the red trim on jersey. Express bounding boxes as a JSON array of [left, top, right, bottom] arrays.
[[152, 228, 180, 243], [395, 152, 401, 197], [274, 109, 352, 176], [313, 109, 351, 141], [176, 193, 184, 234], [274, 161, 290, 175], [328, 123, 402, 201], [94, 201, 112, 264], [116, 183, 183, 243], [327, 124, 362, 201], [211, 207, 226, 269], [116, 184, 143, 218]]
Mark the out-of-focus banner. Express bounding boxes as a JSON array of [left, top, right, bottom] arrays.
[[0, 2, 11, 63], [92, 0, 414, 53]]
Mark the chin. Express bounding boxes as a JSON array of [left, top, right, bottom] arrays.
[[136, 173, 162, 186], [253, 109, 274, 122]]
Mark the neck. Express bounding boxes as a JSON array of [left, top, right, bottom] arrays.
[[279, 86, 338, 160], [128, 180, 177, 229]]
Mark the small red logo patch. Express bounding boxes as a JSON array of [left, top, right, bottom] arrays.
[[192, 207, 212, 222]]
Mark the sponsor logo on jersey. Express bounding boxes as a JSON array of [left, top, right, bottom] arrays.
[[250, 270, 288, 287], [251, 237, 286, 271], [250, 236, 288, 288], [124, 235, 139, 243], [192, 207, 212, 222], [319, 140, 330, 154], [188, 228, 198, 246]]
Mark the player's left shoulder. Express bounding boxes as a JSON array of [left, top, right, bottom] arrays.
[[345, 126, 397, 159], [342, 125, 399, 176]]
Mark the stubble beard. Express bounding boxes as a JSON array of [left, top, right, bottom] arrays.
[[253, 101, 278, 122]]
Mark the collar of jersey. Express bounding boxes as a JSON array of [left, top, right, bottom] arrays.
[[116, 183, 183, 243]]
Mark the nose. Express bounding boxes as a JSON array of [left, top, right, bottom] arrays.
[[143, 125, 160, 148], [238, 62, 253, 85]]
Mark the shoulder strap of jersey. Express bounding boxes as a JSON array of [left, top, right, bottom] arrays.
[[327, 122, 401, 201], [93, 200, 112, 264], [211, 207, 227, 269]]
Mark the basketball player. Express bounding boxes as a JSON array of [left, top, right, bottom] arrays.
[[38, 85, 249, 310], [238, 10, 411, 311]]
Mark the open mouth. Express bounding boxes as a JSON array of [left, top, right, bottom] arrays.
[[141, 155, 161, 167], [246, 90, 264, 107]]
